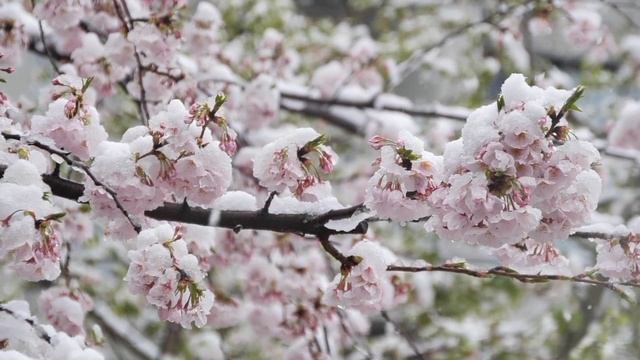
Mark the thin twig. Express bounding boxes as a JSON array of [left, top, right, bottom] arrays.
[[387, 264, 636, 301], [395, 2, 527, 87], [112, 0, 149, 125], [381, 311, 425, 360], [33, 8, 61, 75], [261, 191, 278, 214]]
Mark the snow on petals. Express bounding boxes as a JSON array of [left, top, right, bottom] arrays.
[[365, 130, 443, 222], [38, 286, 94, 336], [426, 74, 601, 248], [323, 240, 408, 313], [124, 224, 214, 328], [0, 160, 64, 281], [31, 75, 108, 160], [253, 128, 338, 199]]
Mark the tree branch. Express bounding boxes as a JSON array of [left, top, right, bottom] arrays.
[[0, 162, 367, 236], [387, 264, 638, 300]]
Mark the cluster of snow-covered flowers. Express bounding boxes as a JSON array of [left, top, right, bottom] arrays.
[[0, 160, 63, 281], [253, 128, 338, 200], [125, 224, 214, 328], [2, 0, 639, 355], [590, 218, 640, 282], [324, 240, 409, 313], [31, 74, 108, 161], [82, 98, 232, 238], [0, 300, 103, 359], [310, 37, 396, 98], [426, 74, 601, 249], [38, 286, 94, 336], [365, 130, 443, 222], [608, 101, 640, 150]]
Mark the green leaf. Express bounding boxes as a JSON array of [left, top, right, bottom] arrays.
[[305, 134, 328, 149], [81, 77, 94, 93], [45, 212, 67, 221], [397, 147, 420, 161]]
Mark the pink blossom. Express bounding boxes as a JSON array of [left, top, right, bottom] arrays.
[[39, 287, 93, 336], [324, 240, 397, 314], [253, 128, 338, 198], [125, 224, 215, 328]]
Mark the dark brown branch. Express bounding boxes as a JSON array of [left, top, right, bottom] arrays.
[[261, 191, 278, 214], [0, 162, 367, 236], [280, 100, 367, 136]]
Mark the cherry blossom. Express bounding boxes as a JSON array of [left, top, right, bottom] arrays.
[[365, 130, 443, 222], [324, 240, 406, 313], [38, 286, 93, 336], [124, 224, 214, 328], [0, 1, 638, 357], [427, 74, 601, 247], [253, 128, 337, 199]]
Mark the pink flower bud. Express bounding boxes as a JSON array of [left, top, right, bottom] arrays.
[[220, 131, 238, 156], [319, 151, 334, 173], [64, 100, 77, 119], [368, 135, 393, 150]]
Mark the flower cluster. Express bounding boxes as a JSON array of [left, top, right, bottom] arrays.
[[608, 101, 640, 150], [311, 37, 396, 98], [31, 74, 108, 161], [0, 300, 104, 359], [365, 130, 443, 222], [324, 240, 409, 313], [426, 74, 601, 247], [0, 160, 64, 281], [253, 128, 338, 199], [125, 224, 214, 328], [83, 99, 232, 238], [38, 286, 94, 336]]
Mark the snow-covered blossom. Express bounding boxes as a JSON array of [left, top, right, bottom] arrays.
[[31, 75, 108, 160], [125, 224, 214, 328], [71, 33, 134, 96], [0, 160, 63, 281], [324, 240, 405, 313], [365, 131, 443, 222], [253, 128, 338, 199], [427, 74, 601, 247], [0, 300, 104, 359], [253, 28, 300, 78], [608, 101, 640, 150], [38, 287, 93, 336], [494, 238, 572, 275], [311, 61, 350, 98], [594, 218, 640, 282], [127, 23, 179, 69], [33, 0, 89, 30], [239, 74, 280, 129]]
